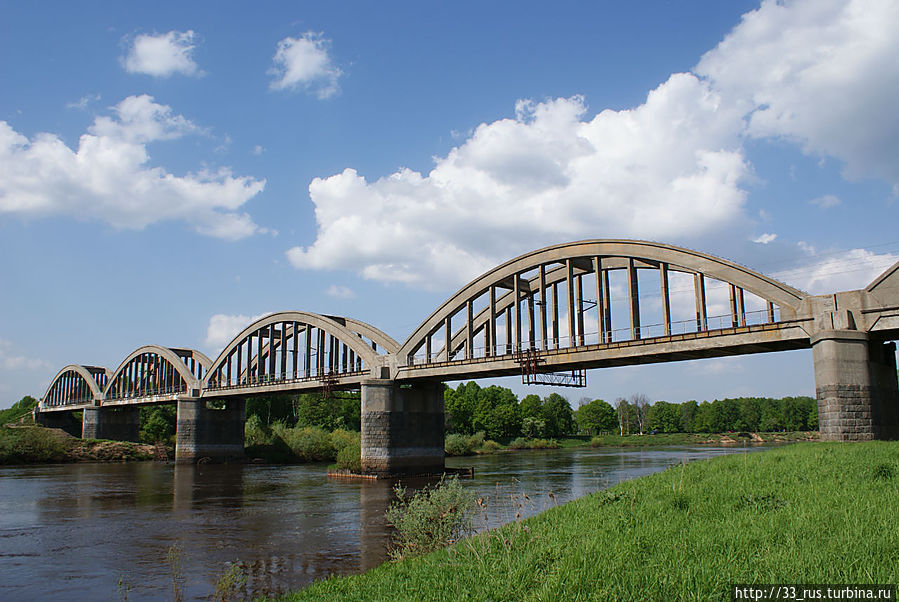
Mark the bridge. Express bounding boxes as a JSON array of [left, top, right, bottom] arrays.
[[35, 240, 899, 475]]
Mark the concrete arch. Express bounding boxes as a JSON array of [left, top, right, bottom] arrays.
[[41, 365, 109, 408], [104, 345, 209, 399], [398, 239, 809, 360], [325, 315, 401, 353], [202, 311, 384, 388]]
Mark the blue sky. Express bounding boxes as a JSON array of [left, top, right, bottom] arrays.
[[2, 0, 898, 408]]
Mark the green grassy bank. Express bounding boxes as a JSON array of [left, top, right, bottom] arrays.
[[282, 442, 898, 601], [0, 426, 160, 464]]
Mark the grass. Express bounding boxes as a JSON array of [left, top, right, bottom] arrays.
[[589, 431, 817, 447], [276, 441, 898, 601], [0, 425, 159, 464]]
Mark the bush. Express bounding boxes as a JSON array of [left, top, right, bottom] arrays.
[[386, 476, 475, 560], [445, 431, 487, 456], [244, 414, 271, 447], [0, 426, 71, 464], [272, 424, 334, 461], [329, 429, 359, 455], [480, 439, 501, 452], [336, 440, 362, 473], [507, 437, 560, 450]]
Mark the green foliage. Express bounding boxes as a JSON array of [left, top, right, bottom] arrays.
[[335, 439, 362, 473], [521, 416, 546, 438], [291, 442, 899, 601], [211, 562, 247, 602], [246, 394, 297, 426], [445, 431, 486, 456], [271, 424, 335, 461], [385, 476, 475, 560], [507, 437, 560, 450], [293, 392, 361, 431], [0, 426, 71, 464], [0, 395, 38, 425], [645, 400, 682, 433], [139, 404, 176, 444], [575, 399, 617, 435]]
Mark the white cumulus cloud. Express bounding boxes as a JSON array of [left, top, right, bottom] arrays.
[[773, 247, 899, 295], [809, 194, 841, 209], [123, 30, 202, 77], [205, 313, 270, 351], [696, 0, 899, 191], [0, 95, 265, 239], [325, 285, 355, 299], [753, 233, 777, 244], [0, 338, 47, 371], [288, 76, 748, 289], [269, 32, 341, 98]]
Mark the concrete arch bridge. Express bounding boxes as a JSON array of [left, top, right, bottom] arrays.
[[36, 240, 899, 475]]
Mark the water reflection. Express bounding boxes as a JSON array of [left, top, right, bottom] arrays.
[[0, 444, 762, 599]]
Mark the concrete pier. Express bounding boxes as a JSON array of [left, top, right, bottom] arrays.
[[81, 407, 140, 441], [360, 379, 445, 476], [812, 331, 899, 440], [175, 398, 246, 464]]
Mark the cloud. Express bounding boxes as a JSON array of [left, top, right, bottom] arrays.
[[269, 32, 341, 98], [0, 339, 47, 371], [288, 77, 748, 289], [696, 0, 899, 191], [67, 93, 101, 110], [205, 313, 270, 350], [753, 233, 777, 244], [0, 95, 266, 239], [325, 285, 355, 299], [773, 247, 899, 294], [123, 30, 202, 77], [809, 194, 841, 208], [252, 145, 265, 156]]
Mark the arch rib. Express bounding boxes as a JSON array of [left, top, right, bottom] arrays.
[[103, 345, 209, 400], [41, 365, 109, 408], [398, 239, 809, 361]]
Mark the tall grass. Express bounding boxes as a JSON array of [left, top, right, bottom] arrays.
[[0, 426, 71, 464], [283, 442, 899, 601]]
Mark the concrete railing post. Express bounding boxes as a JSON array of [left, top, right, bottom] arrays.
[[360, 379, 445, 476], [175, 398, 246, 464]]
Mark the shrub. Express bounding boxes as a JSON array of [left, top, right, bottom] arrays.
[[244, 414, 271, 447], [0, 426, 71, 464], [480, 439, 501, 452], [386, 476, 475, 560], [329, 429, 359, 455], [507, 437, 560, 450], [445, 431, 487, 456], [272, 424, 334, 461], [336, 440, 362, 473]]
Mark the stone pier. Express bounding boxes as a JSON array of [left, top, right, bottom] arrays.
[[175, 398, 246, 464], [812, 330, 899, 441], [81, 406, 140, 441], [360, 379, 445, 476]]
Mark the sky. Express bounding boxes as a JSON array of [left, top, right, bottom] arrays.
[[2, 0, 899, 409]]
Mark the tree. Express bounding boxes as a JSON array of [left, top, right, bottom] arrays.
[[139, 404, 176, 443], [575, 399, 617, 435], [630, 394, 650, 434], [614, 398, 631, 435], [680, 400, 698, 433], [445, 382, 481, 434], [541, 393, 574, 437], [646, 401, 681, 433]]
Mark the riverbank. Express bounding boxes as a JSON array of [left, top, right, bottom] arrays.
[[0, 425, 163, 464], [280, 441, 898, 600]]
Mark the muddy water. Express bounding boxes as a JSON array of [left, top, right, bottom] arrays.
[[0, 444, 765, 599]]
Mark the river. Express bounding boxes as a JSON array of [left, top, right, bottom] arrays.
[[0, 444, 766, 600]]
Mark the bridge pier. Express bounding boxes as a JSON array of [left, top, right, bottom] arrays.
[[175, 398, 246, 464], [360, 379, 445, 476], [33, 410, 82, 438], [812, 330, 899, 441], [81, 407, 140, 441]]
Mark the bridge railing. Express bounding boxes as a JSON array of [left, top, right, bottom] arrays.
[[41, 396, 95, 408], [408, 307, 781, 365], [205, 368, 369, 392], [105, 383, 189, 401]]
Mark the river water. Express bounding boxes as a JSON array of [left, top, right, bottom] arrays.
[[0, 445, 764, 600]]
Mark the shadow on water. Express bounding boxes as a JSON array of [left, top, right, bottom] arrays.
[[0, 444, 766, 599]]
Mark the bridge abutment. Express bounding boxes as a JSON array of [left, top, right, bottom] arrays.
[[360, 379, 445, 476], [175, 399, 246, 464], [81, 407, 140, 441], [812, 330, 899, 441], [33, 410, 82, 438]]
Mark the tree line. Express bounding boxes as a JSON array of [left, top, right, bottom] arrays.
[[445, 382, 818, 440]]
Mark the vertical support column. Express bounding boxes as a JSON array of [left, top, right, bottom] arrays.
[[527, 292, 536, 350], [767, 301, 776, 324], [488, 285, 497, 357], [444, 315, 452, 361], [729, 285, 739, 328], [466, 300, 474, 359], [576, 274, 585, 346], [176, 398, 246, 463], [694, 273, 707, 331], [551, 282, 560, 349], [513, 275, 522, 353], [627, 258, 641, 340], [292, 323, 299, 378], [82, 406, 139, 442], [660, 262, 671, 336], [426, 333, 432, 363], [505, 307, 513, 355], [736, 288, 746, 327], [539, 265, 548, 350], [360, 380, 444, 476], [812, 330, 891, 441], [566, 259, 576, 347]]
